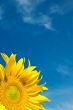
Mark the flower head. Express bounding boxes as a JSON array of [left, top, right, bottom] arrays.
[[0, 53, 49, 110]]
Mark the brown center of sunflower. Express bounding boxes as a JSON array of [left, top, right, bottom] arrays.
[[6, 86, 20, 100]]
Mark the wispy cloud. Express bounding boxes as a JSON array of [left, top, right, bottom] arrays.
[[49, 0, 73, 16], [45, 87, 73, 110], [56, 64, 73, 76], [47, 102, 73, 110], [57, 102, 73, 110], [16, 0, 73, 31], [16, 0, 45, 13], [16, 0, 54, 31], [49, 4, 64, 15], [23, 14, 54, 31]]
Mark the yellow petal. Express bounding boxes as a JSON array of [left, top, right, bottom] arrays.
[[0, 64, 4, 81], [16, 58, 25, 76], [4, 54, 16, 77], [29, 94, 48, 103], [40, 105, 46, 110], [27, 84, 48, 95], [0, 53, 9, 64], [19, 66, 36, 81]]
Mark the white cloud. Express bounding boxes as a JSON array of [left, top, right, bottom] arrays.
[[58, 102, 73, 110], [16, 0, 45, 15], [16, 0, 54, 31], [23, 14, 54, 31], [55, 102, 73, 110], [44, 87, 73, 110], [16, 0, 36, 14], [47, 102, 73, 110], [16, 0, 73, 31], [49, 0, 73, 16], [49, 4, 64, 15], [56, 64, 73, 76], [47, 87, 73, 97]]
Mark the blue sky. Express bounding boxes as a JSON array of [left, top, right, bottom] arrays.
[[0, 0, 73, 109]]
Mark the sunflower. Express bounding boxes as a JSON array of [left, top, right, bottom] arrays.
[[0, 53, 49, 110]]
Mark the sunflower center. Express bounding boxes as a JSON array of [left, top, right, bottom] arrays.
[[6, 86, 20, 100]]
